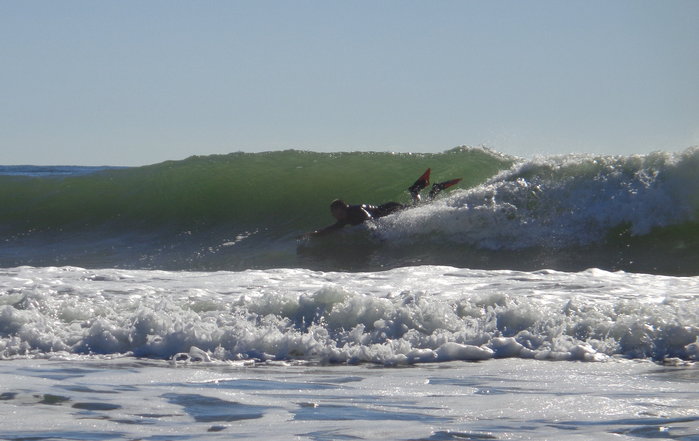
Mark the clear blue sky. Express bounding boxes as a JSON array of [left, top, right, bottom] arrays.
[[1, 0, 698, 165]]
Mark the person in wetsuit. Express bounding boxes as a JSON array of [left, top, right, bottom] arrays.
[[310, 199, 405, 236], [304, 169, 460, 238]]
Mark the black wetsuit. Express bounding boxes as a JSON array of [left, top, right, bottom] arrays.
[[344, 203, 403, 225], [326, 202, 404, 232]]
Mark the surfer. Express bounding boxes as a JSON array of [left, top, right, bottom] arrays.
[[309, 199, 405, 236], [305, 169, 461, 237]]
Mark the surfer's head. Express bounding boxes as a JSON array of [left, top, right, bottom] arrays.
[[330, 199, 349, 220]]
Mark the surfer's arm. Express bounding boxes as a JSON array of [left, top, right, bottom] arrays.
[[299, 205, 371, 239]]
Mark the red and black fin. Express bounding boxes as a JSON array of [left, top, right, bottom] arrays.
[[429, 178, 462, 199], [408, 168, 431, 197]]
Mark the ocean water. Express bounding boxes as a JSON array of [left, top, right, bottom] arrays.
[[1, 147, 698, 440], [1, 147, 697, 274]]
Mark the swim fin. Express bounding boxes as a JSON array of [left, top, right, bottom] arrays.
[[429, 178, 462, 199], [408, 168, 431, 198]]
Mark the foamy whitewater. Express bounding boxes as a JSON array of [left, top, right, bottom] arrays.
[[1, 148, 698, 440]]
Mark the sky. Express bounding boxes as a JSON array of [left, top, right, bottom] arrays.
[[1, 0, 698, 166]]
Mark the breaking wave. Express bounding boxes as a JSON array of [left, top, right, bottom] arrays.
[[1, 147, 697, 274]]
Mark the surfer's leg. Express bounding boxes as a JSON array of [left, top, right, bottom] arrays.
[[428, 183, 444, 200], [428, 178, 463, 200], [375, 202, 405, 217], [408, 168, 431, 204]]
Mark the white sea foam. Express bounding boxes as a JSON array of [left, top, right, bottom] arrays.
[[1, 265, 697, 364], [378, 148, 699, 249]]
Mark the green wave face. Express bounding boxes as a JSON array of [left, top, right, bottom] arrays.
[[0, 147, 511, 233]]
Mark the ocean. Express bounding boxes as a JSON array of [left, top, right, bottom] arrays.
[[1, 147, 698, 440]]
